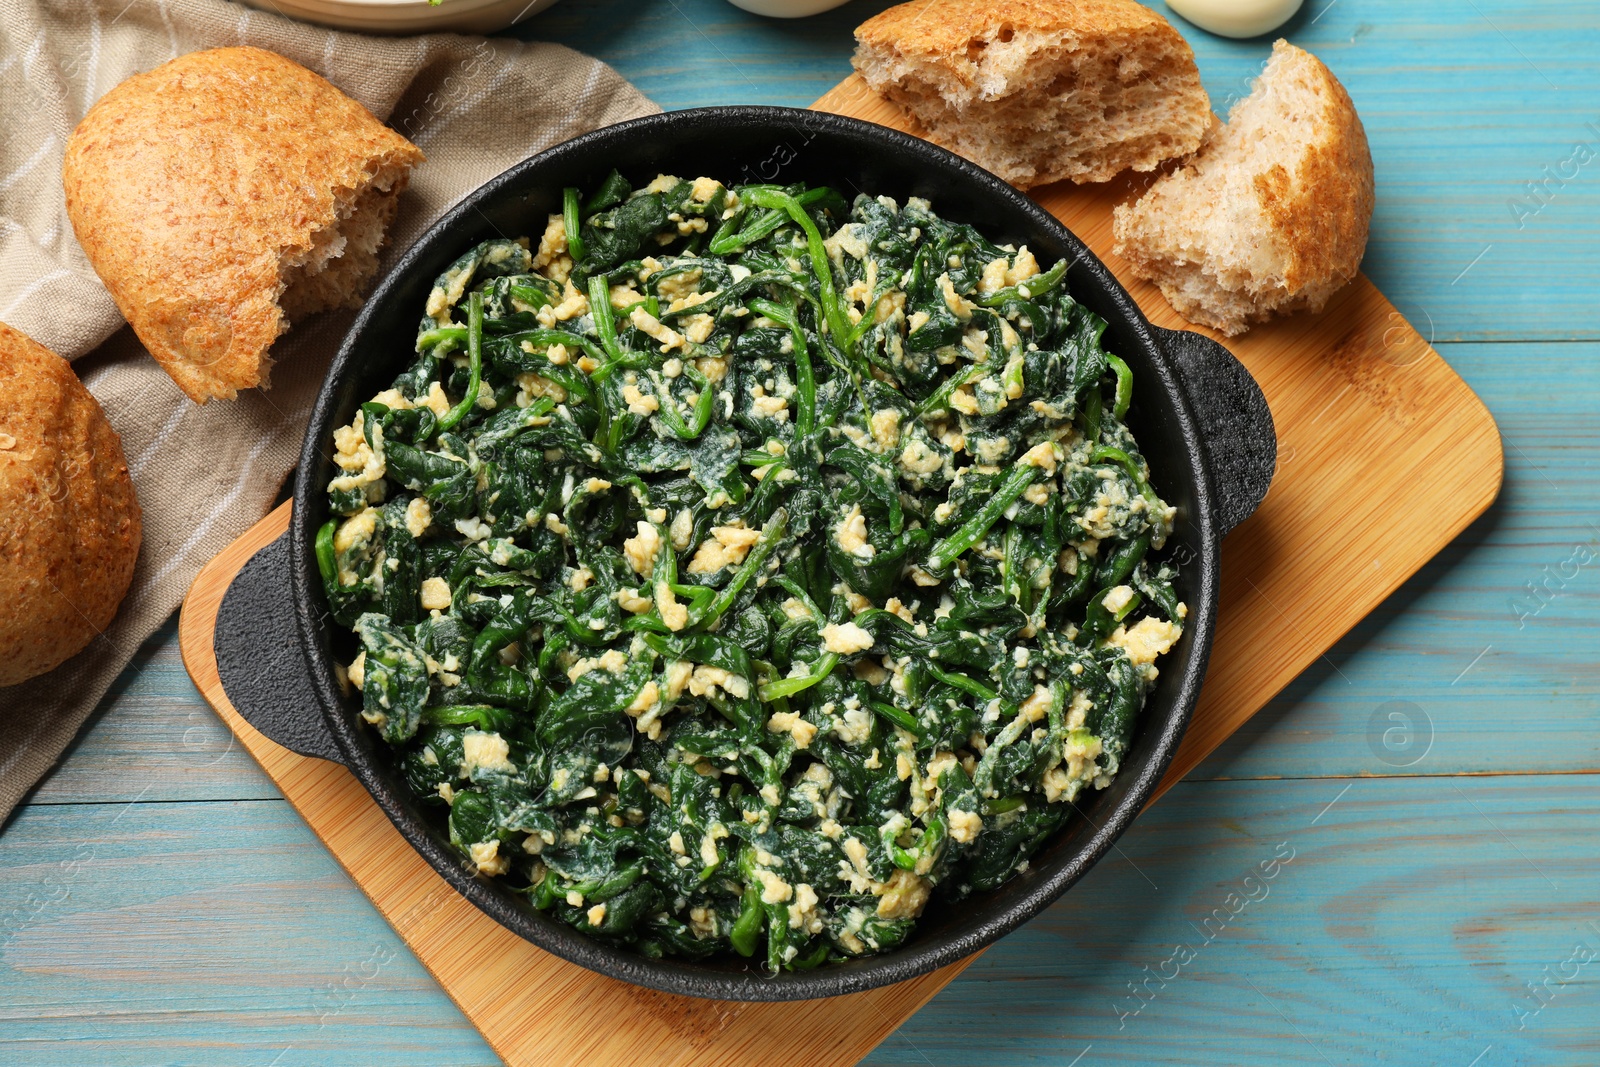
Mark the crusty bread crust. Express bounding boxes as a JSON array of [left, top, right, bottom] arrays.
[[857, 0, 1171, 68], [1112, 40, 1375, 335], [857, 0, 1171, 71], [854, 0, 1211, 187], [0, 323, 142, 688], [63, 47, 425, 403], [1251, 50, 1373, 301]]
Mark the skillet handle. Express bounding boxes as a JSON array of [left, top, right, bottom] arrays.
[[1155, 326, 1277, 536], [216, 530, 347, 766]]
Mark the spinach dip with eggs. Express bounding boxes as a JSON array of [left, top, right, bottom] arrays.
[[318, 172, 1186, 971]]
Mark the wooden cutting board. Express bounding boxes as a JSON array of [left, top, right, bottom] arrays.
[[178, 76, 1502, 1067]]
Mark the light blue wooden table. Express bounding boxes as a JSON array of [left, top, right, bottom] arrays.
[[3, 1, 1597, 1064]]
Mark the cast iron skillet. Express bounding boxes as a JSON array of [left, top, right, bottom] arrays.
[[214, 107, 1275, 1001]]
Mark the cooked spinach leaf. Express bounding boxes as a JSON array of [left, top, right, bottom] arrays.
[[321, 174, 1186, 971]]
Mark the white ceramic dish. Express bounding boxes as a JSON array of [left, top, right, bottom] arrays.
[[238, 0, 559, 35], [725, 0, 852, 17]]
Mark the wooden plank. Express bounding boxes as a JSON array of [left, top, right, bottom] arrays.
[[29, 340, 1600, 811], [4, 776, 1596, 1066], [0, 798, 499, 1067], [166, 61, 1501, 1067], [26, 619, 280, 806], [36, 333, 1599, 810], [524, 0, 1600, 343], [809, 74, 1503, 790], [869, 774, 1600, 1066], [36, 343, 1599, 809], [1202, 340, 1600, 779], [0, 2, 1592, 1063], [177, 504, 959, 1067], [162, 58, 1497, 1067], [32, 339, 1600, 812]]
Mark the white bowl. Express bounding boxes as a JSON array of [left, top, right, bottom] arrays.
[[725, 0, 853, 16], [237, 0, 559, 35]]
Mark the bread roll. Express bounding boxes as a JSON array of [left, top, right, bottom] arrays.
[[853, 0, 1212, 188], [1112, 40, 1375, 336], [0, 324, 141, 687], [63, 47, 425, 404]]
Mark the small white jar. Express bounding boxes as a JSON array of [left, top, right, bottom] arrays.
[[1165, 0, 1304, 38]]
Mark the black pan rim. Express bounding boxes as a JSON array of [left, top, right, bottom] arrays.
[[289, 105, 1220, 1001]]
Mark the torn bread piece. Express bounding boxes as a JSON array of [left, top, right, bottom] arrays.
[[1112, 40, 1375, 336], [63, 47, 425, 403], [853, 0, 1212, 188]]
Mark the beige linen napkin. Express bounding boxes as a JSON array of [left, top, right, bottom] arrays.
[[0, 0, 659, 823]]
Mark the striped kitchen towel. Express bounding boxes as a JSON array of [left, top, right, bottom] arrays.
[[0, 0, 658, 823]]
